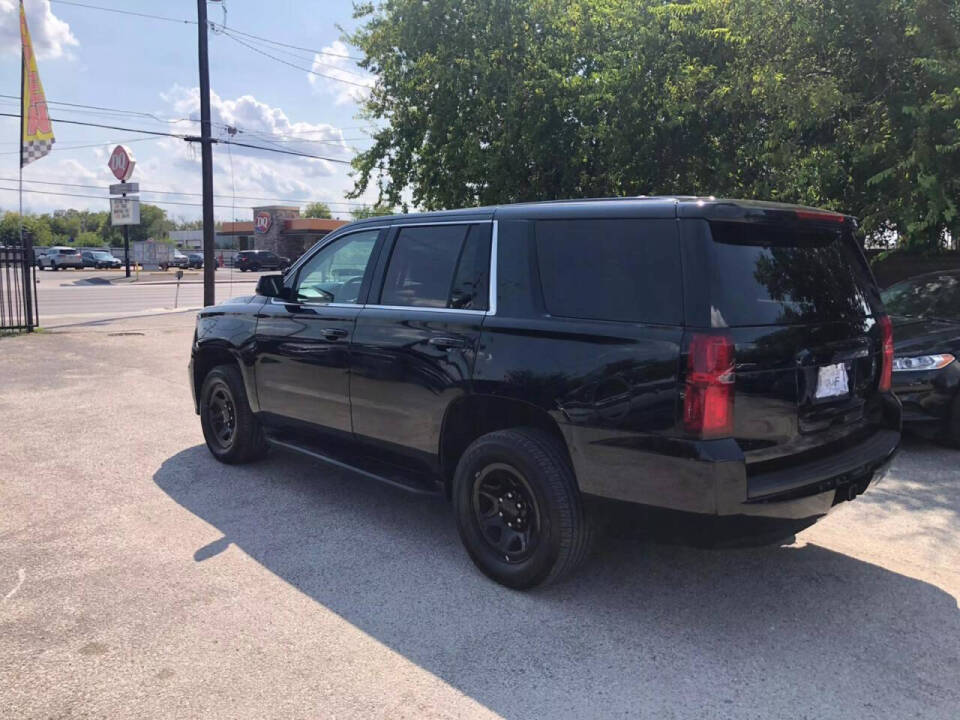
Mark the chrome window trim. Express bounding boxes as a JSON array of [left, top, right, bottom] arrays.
[[361, 304, 488, 316], [276, 218, 499, 316]]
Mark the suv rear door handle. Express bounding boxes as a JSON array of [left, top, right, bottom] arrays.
[[428, 336, 468, 349], [320, 328, 349, 340]]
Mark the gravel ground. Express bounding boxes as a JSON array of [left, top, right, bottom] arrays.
[[1, 313, 957, 719]]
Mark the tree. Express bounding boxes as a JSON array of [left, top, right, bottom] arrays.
[[349, 203, 395, 220], [303, 201, 333, 218], [348, 0, 960, 250]]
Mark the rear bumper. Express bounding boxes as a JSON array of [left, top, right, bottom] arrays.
[[577, 426, 900, 524]]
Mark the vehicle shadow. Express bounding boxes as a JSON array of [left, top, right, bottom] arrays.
[[154, 445, 960, 719]]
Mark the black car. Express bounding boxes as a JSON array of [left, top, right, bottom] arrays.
[[81, 250, 122, 269], [235, 250, 290, 272], [881, 270, 960, 445], [189, 198, 900, 588], [187, 253, 204, 269]]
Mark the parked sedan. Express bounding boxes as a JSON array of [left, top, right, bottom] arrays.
[[881, 270, 960, 445], [187, 253, 203, 269], [38, 246, 83, 270], [81, 250, 122, 269]]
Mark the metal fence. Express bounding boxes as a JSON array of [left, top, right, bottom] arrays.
[[0, 240, 38, 333]]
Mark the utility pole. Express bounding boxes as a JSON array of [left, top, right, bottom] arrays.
[[197, 0, 215, 306]]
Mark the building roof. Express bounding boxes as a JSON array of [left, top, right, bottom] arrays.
[[283, 218, 347, 233]]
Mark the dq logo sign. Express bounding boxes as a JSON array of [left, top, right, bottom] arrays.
[[255, 211, 273, 234]]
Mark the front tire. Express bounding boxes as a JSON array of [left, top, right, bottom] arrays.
[[452, 428, 591, 589], [199, 364, 268, 464]]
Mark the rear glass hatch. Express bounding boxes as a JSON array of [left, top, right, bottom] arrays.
[[679, 204, 888, 475]]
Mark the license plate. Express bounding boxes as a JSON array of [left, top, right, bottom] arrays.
[[815, 363, 849, 399]]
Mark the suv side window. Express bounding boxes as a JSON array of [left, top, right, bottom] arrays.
[[294, 230, 379, 304], [535, 218, 681, 324], [379, 224, 490, 309]]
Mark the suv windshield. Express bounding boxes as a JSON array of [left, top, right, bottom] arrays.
[[93, 252, 112, 259], [881, 273, 960, 321], [699, 221, 877, 327]]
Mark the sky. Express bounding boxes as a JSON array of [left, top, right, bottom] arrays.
[[0, 0, 381, 222]]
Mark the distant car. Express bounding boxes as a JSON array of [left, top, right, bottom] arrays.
[[81, 250, 122, 269], [159, 250, 190, 271], [236, 250, 290, 272], [881, 270, 960, 446], [187, 253, 204, 269], [38, 246, 83, 271]]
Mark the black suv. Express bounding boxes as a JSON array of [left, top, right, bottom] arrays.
[[236, 250, 290, 272], [190, 198, 901, 588]]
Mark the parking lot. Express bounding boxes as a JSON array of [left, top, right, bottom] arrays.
[[1, 312, 958, 719]]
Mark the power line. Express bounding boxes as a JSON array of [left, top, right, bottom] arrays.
[[48, 0, 195, 25], [218, 29, 372, 90], [0, 112, 354, 163], [210, 23, 364, 61], [0, 136, 162, 156], [0, 177, 370, 207], [0, 111, 183, 138], [48, 1, 365, 61], [0, 93, 194, 125]]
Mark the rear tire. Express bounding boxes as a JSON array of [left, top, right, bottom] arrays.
[[452, 428, 591, 589], [199, 364, 268, 464]]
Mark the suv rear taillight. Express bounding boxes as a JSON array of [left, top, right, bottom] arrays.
[[878, 315, 894, 392], [684, 333, 735, 438]]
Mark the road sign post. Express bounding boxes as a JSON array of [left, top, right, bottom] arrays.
[[108, 146, 138, 278]]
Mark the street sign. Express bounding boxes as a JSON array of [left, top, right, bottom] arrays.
[[110, 197, 141, 225], [255, 210, 273, 234], [109, 182, 139, 195], [108, 145, 136, 182]]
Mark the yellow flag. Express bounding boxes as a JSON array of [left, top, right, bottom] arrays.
[[20, 1, 55, 167]]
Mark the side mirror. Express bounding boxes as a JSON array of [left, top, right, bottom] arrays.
[[256, 273, 287, 299]]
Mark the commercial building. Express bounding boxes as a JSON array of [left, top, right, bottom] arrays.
[[219, 205, 346, 260]]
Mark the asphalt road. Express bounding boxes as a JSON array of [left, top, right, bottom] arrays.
[[33, 270, 266, 322], [1, 313, 958, 719]]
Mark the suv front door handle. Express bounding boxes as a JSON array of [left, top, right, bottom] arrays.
[[320, 328, 349, 340], [428, 336, 468, 349]]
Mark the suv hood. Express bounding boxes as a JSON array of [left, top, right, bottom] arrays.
[[890, 315, 960, 356]]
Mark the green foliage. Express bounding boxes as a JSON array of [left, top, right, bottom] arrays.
[[303, 201, 333, 218], [0, 203, 174, 248], [349, 203, 395, 220], [348, 0, 960, 250]]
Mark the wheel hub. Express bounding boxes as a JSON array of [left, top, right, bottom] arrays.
[[473, 463, 540, 563]]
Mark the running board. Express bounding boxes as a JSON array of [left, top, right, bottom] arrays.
[[265, 436, 442, 496]]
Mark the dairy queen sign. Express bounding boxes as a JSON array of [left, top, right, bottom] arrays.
[[255, 211, 273, 234]]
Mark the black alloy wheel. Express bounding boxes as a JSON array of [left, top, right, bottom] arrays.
[[206, 380, 238, 452], [472, 462, 541, 563], [199, 364, 268, 464], [453, 427, 592, 589]]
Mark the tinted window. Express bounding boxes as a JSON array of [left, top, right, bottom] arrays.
[[380, 225, 470, 308], [703, 221, 875, 327], [881, 273, 960, 321], [295, 230, 379, 304], [450, 224, 491, 310], [535, 219, 681, 324]]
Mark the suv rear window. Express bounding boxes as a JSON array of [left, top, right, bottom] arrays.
[[535, 219, 681, 324], [692, 220, 877, 327]]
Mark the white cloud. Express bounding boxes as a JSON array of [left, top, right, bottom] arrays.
[[0, 89, 381, 220], [307, 41, 373, 106], [0, 0, 77, 60]]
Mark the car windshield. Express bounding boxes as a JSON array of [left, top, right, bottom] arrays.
[[93, 252, 112, 259], [881, 273, 960, 321]]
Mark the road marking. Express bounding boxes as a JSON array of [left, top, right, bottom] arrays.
[[3, 568, 25, 602]]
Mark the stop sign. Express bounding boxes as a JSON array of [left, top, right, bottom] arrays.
[[108, 145, 136, 182]]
